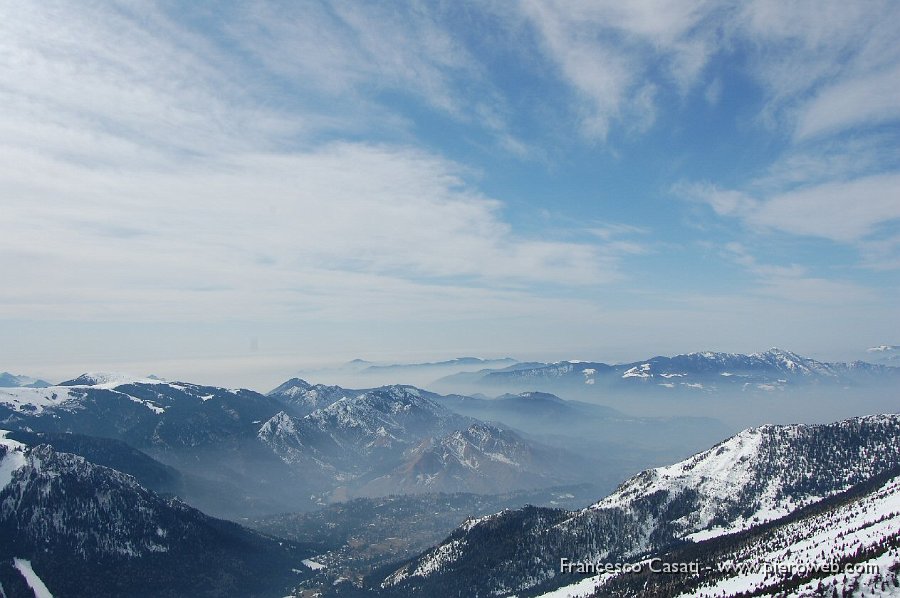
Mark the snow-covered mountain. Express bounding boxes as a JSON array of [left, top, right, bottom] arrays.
[[593, 414, 900, 541], [0, 375, 285, 449], [357, 422, 585, 497], [303, 386, 470, 451], [259, 386, 473, 469], [267, 378, 356, 417], [0, 377, 316, 517], [0, 433, 315, 597], [380, 414, 900, 597], [3, 430, 182, 496], [435, 348, 900, 395]]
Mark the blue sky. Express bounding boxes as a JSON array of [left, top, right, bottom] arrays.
[[1, 1, 898, 388]]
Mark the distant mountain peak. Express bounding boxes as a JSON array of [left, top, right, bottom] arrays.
[[58, 372, 163, 388], [267, 377, 313, 395], [758, 346, 804, 359]]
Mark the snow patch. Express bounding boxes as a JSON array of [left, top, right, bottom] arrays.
[[622, 364, 651, 379], [302, 559, 325, 570], [0, 430, 28, 490], [124, 395, 166, 414], [0, 387, 74, 414], [532, 573, 612, 597], [677, 474, 900, 597], [67, 372, 164, 389], [13, 558, 54, 598], [867, 345, 898, 353]]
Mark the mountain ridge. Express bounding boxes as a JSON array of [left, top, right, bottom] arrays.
[[434, 348, 899, 395]]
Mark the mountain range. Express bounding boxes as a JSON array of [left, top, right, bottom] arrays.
[[433, 348, 899, 395], [0, 375, 615, 517], [1, 352, 898, 597]]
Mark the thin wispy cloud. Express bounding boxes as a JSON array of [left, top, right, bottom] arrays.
[[681, 175, 900, 244], [519, 0, 726, 139], [722, 243, 875, 305]]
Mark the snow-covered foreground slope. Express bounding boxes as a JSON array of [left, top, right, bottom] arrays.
[[570, 467, 900, 597], [677, 472, 900, 597], [380, 414, 900, 597]]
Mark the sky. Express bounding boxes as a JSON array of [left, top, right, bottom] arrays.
[[1, 1, 898, 389]]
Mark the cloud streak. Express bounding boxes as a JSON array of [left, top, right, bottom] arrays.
[[683, 174, 900, 244], [519, 0, 726, 139]]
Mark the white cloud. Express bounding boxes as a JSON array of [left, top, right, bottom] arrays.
[[748, 174, 900, 242], [0, 2, 307, 162], [754, 135, 900, 191], [795, 64, 900, 140], [519, 0, 725, 139], [227, 1, 478, 117], [737, 0, 900, 136], [677, 182, 757, 217], [515, 0, 900, 144], [681, 172, 900, 244]]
